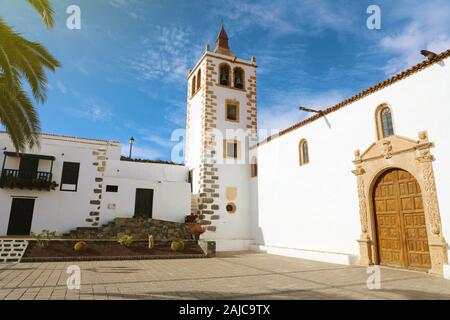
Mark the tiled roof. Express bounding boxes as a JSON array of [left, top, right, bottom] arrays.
[[256, 48, 450, 148]]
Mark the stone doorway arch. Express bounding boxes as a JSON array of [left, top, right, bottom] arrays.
[[352, 131, 448, 275]]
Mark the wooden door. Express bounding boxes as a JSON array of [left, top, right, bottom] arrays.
[[19, 158, 38, 180], [373, 169, 431, 270], [134, 189, 154, 218], [7, 198, 35, 236]]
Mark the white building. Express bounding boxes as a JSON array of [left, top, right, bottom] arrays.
[[187, 26, 450, 277], [2, 25, 450, 277], [0, 133, 190, 236]]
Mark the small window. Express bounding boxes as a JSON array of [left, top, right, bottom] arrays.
[[380, 107, 394, 138], [197, 69, 201, 91], [251, 157, 258, 178], [224, 140, 239, 159], [106, 185, 118, 192], [233, 67, 244, 89], [226, 102, 239, 122], [191, 76, 196, 96], [60, 162, 80, 191], [299, 139, 309, 166], [219, 64, 230, 86]]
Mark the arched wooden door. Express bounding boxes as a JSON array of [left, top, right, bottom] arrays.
[[372, 168, 431, 270]]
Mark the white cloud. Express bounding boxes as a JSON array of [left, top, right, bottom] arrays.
[[142, 134, 173, 148], [66, 100, 112, 122], [121, 144, 163, 160], [212, 0, 355, 36], [129, 26, 203, 83], [379, 1, 450, 74], [56, 81, 67, 94]]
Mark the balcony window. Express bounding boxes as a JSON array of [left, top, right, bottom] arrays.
[[0, 152, 56, 191]]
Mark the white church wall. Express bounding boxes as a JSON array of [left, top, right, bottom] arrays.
[[254, 56, 450, 264]]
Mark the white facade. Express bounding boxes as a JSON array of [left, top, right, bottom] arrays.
[[0, 133, 190, 236], [251, 52, 450, 274], [184, 27, 450, 275]]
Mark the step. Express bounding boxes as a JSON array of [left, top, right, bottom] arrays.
[[0, 239, 29, 263]]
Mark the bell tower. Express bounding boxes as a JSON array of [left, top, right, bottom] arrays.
[[185, 25, 257, 251]]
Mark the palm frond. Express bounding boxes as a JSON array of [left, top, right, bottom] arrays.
[[26, 0, 55, 29], [0, 19, 60, 103], [0, 78, 41, 150]]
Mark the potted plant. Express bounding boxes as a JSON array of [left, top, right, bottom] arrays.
[[117, 234, 134, 247], [185, 212, 198, 223], [171, 239, 185, 252], [32, 230, 57, 248], [190, 224, 206, 241]]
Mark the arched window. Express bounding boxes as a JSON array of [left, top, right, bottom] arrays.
[[299, 139, 309, 166], [233, 67, 244, 89], [191, 75, 196, 96], [376, 104, 394, 139], [197, 69, 201, 91], [219, 64, 231, 86], [380, 107, 394, 138], [250, 156, 258, 177]]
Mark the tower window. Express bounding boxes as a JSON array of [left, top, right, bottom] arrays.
[[191, 75, 196, 96], [375, 104, 395, 139], [219, 64, 231, 86], [197, 69, 201, 91], [224, 139, 240, 159], [225, 101, 239, 122], [233, 67, 244, 89], [299, 139, 309, 166]]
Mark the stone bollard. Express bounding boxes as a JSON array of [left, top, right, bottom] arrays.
[[198, 240, 216, 258], [148, 235, 154, 249]]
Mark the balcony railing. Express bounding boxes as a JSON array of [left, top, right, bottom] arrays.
[[0, 169, 56, 191]]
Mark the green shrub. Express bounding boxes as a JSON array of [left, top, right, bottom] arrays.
[[117, 235, 134, 247], [171, 239, 185, 252], [32, 230, 57, 248], [74, 241, 88, 252]]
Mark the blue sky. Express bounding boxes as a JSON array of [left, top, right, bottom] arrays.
[[1, 0, 450, 160]]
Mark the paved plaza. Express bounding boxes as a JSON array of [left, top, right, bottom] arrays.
[[1, 252, 450, 300]]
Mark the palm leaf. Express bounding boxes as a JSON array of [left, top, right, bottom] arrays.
[[26, 0, 55, 29], [0, 78, 41, 150]]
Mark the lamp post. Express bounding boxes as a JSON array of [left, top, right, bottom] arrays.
[[129, 136, 135, 159]]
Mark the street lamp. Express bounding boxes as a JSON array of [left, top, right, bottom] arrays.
[[129, 136, 135, 159]]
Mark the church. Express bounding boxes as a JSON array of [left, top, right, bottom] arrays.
[[185, 26, 450, 277], [1, 25, 450, 277]]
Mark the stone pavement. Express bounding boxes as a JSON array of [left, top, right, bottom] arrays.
[[0, 252, 450, 300]]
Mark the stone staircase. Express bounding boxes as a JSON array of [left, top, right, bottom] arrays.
[[63, 217, 193, 240], [0, 239, 29, 263], [191, 194, 200, 214]]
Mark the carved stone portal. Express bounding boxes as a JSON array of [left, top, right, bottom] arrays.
[[352, 131, 448, 275]]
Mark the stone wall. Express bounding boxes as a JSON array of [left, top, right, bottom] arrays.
[[64, 218, 193, 240]]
